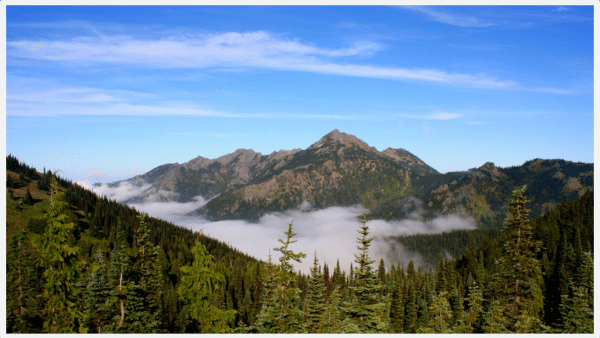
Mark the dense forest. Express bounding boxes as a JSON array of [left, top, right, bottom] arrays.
[[5, 155, 593, 333]]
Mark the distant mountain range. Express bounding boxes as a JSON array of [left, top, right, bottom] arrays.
[[103, 129, 593, 226]]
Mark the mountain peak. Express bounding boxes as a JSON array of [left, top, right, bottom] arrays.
[[308, 129, 375, 152]]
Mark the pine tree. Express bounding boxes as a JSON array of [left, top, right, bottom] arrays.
[[254, 254, 279, 333], [455, 281, 483, 333], [132, 214, 165, 332], [404, 279, 418, 333], [341, 213, 390, 333], [418, 291, 453, 333], [82, 249, 113, 333], [320, 285, 343, 333], [488, 186, 545, 332], [22, 187, 34, 205], [559, 251, 593, 333], [36, 176, 84, 333], [104, 222, 136, 332], [304, 253, 326, 333], [271, 222, 306, 333], [177, 238, 236, 333], [389, 275, 405, 333], [6, 229, 42, 333], [482, 300, 509, 333]]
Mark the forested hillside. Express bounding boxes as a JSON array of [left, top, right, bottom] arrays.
[[6, 156, 593, 333]]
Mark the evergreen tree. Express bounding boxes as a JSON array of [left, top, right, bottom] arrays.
[[320, 285, 343, 333], [132, 214, 166, 332], [404, 280, 418, 333], [488, 186, 545, 332], [559, 251, 593, 333], [82, 249, 113, 333], [304, 253, 326, 333], [6, 229, 42, 333], [389, 275, 405, 333], [456, 281, 483, 333], [104, 222, 136, 332], [271, 222, 306, 333], [332, 258, 346, 290], [23, 187, 34, 205], [482, 300, 509, 333], [254, 254, 279, 333], [177, 238, 236, 333], [418, 291, 453, 333], [341, 213, 390, 333], [36, 177, 84, 333]]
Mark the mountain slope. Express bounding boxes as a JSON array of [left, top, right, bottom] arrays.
[[195, 130, 439, 220], [105, 130, 593, 225], [376, 159, 594, 227]]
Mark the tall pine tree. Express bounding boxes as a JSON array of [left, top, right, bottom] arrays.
[[304, 253, 326, 333], [341, 213, 390, 333], [177, 237, 236, 333], [488, 186, 545, 333], [36, 176, 84, 333]]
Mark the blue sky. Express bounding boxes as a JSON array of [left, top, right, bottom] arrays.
[[6, 5, 594, 183]]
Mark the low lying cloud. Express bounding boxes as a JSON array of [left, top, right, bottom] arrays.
[[129, 195, 209, 217], [85, 183, 476, 274], [83, 181, 152, 203]]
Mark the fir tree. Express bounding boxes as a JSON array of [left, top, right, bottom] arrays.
[[105, 222, 136, 332], [304, 253, 326, 333], [82, 249, 113, 333], [320, 285, 343, 333], [482, 300, 509, 333], [389, 275, 405, 333], [36, 176, 84, 333], [22, 187, 34, 205], [456, 281, 483, 333], [6, 229, 42, 333], [418, 291, 453, 333], [254, 254, 279, 333], [559, 251, 593, 333], [489, 186, 545, 333], [341, 213, 390, 333], [404, 280, 418, 333], [271, 222, 306, 333], [177, 238, 236, 333], [132, 214, 166, 332]]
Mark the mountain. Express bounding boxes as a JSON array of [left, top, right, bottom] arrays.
[[376, 158, 594, 227], [198, 130, 439, 220], [106, 130, 593, 225]]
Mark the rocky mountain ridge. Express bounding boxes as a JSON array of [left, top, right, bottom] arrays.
[[104, 130, 593, 225]]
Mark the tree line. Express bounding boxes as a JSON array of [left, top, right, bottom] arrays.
[[5, 156, 593, 333]]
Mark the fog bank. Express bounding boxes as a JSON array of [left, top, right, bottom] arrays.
[[85, 183, 476, 274]]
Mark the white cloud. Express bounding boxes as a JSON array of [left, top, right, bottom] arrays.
[[401, 112, 463, 120], [87, 181, 152, 203], [129, 195, 209, 216], [84, 182, 478, 274], [126, 198, 476, 274], [8, 30, 517, 89], [6, 86, 392, 119], [403, 6, 497, 28]]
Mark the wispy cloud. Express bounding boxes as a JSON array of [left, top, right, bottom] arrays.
[[400, 112, 463, 120], [403, 6, 498, 28], [446, 43, 517, 51], [8, 30, 519, 90], [8, 86, 152, 104], [7, 98, 393, 119]]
